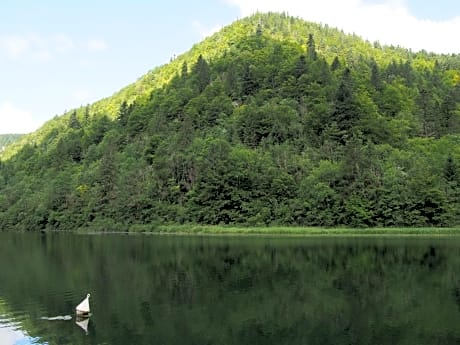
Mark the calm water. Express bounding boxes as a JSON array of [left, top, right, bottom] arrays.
[[1, 233, 460, 345]]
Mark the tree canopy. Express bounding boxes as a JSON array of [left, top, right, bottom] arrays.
[[1, 12, 459, 231]]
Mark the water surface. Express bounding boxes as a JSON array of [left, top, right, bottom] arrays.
[[1, 232, 460, 344]]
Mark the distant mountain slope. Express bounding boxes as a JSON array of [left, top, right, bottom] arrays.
[[0, 134, 23, 152], [0, 12, 459, 230]]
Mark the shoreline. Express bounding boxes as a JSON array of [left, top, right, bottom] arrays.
[[4, 226, 460, 237], [79, 225, 460, 237]]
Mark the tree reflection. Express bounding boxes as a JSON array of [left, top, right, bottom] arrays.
[[0, 234, 460, 344]]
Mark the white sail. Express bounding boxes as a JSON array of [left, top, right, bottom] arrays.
[[76, 293, 91, 315]]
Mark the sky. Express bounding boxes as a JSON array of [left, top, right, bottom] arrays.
[[1, 0, 460, 134]]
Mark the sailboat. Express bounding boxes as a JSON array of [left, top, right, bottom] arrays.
[[76, 293, 91, 316]]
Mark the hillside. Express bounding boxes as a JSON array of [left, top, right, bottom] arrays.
[[0, 12, 459, 231], [0, 134, 23, 151]]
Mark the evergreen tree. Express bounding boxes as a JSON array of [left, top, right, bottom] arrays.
[[68, 111, 81, 130], [331, 56, 340, 71], [400, 61, 415, 86], [117, 101, 130, 127], [307, 34, 317, 61], [416, 86, 437, 137], [181, 61, 188, 78], [370, 59, 382, 91], [95, 135, 118, 214], [241, 63, 258, 97], [332, 68, 357, 138], [443, 154, 460, 225], [294, 55, 307, 78], [444, 155, 458, 183], [83, 105, 90, 126], [256, 23, 263, 37], [439, 85, 460, 135], [384, 60, 399, 82], [193, 55, 211, 93]]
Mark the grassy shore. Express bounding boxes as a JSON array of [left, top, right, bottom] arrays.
[[117, 224, 460, 236]]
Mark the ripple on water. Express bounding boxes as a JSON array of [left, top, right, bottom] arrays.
[[0, 312, 44, 345]]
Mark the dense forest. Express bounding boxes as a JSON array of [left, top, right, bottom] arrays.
[[0, 12, 459, 231], [0, 134, 23, 151]]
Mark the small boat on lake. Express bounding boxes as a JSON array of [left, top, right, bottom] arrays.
[[76, 293, 91, 316]]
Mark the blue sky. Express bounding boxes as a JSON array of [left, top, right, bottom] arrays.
[[1, 0, 460, 134]]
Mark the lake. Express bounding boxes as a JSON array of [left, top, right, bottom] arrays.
[[1, 232, 460, 345]]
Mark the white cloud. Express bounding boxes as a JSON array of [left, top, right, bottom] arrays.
[[0, 33, 108, 60], [0, 102, 41, 134], [225, 0, 460, 53], [193, 21, 222, 38], [53, 33, 76, 53], [0, 33, 64, 60], [86, 38, 108, 52], [32, 49, 53, 62], [0, 34, 31, 58]]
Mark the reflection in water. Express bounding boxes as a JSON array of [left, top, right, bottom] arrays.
[[75, 316, 89, 335], [1, 297, 45, 345], [0, 319, 42, 345], [40, 315, 72, 321], [0, 233, 460, 344]]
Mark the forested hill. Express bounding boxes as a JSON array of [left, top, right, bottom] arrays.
[[1, 12, 459, 231], [0, 134, 23, 151]]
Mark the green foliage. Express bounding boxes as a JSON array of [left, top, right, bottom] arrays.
[[1, 12, 460, 231], [0, 134, 23, 150]]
